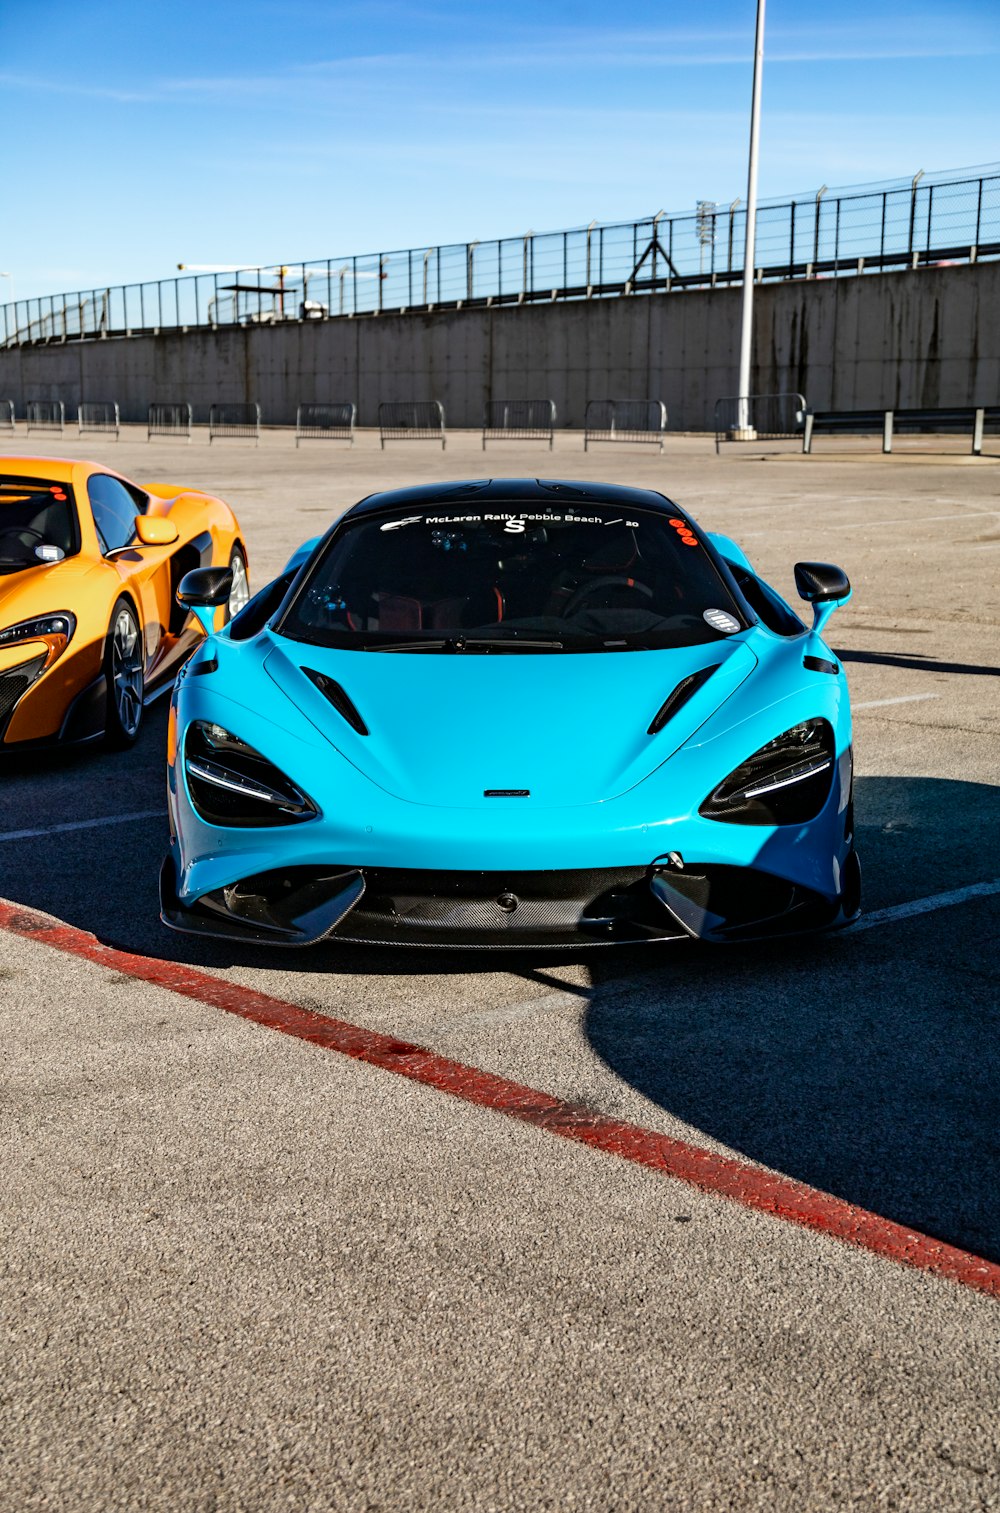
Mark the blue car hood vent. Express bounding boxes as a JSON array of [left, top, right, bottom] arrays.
[[264, 638, 757, 809]]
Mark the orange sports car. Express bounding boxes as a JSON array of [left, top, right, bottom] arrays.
[[0, 457, 249, 750]]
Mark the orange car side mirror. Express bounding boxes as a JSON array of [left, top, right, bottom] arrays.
[[135, 515, 179, 547]]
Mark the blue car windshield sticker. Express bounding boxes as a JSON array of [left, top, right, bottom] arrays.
[[280, 502, 748, 653], [703, 608, 741, 634]]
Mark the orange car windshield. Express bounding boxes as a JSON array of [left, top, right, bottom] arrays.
[[0, 476, 80, 573]]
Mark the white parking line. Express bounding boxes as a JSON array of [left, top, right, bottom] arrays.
[[0, 810, 166, 843], [848, 879, 1000, 933], [853, 693, 940, 710]]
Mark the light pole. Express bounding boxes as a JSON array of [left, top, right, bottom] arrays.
[[522, 231, 534, 302], [735, 0, 765, 437], [585, 220, 597, 295], [696, 202, 716, 278]]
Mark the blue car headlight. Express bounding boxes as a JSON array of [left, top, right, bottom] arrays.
[[183, 720, 318, 828], [699, 718, 835, 826]]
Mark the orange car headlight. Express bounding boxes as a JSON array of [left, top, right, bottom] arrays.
[[0, 612, 77, 670]]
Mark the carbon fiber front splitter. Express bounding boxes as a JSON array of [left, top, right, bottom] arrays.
[[161, 853, 860, 949], [159, 855, 366, 947]]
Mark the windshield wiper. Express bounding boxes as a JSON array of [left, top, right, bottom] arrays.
[[364, 638, 449, 652], [365, 635, 565, 653], [464, 637, 565, 652]]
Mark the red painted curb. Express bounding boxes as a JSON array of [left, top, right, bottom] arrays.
[[3, 896, 998, 1300]]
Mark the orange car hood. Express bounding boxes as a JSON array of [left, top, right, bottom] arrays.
[[0, 556, 107, 626]]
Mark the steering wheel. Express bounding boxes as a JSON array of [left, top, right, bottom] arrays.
[[561, 574, 654, 618], [0, 526, 44, 546]]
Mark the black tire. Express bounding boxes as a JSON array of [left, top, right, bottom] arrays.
[[103, 598, 145, 749], [223, 545, 250, 624]]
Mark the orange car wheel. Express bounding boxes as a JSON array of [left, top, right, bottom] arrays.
[[104, 598, 145, 749], [224, 545, 250, 623]]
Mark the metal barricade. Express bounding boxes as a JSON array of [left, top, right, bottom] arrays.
[[584, 399, 666, 451], [4, 166, 1000, 349], [148, 402, 193, 442], [482, 399, 556, 450], [379, 400, 446, 449], [713, 393, 807, 451], [26, 400, 65, 434], [79, 400, 120, 439], [0, 400, 14, 433], [296, 402, 356, 447], [209, 402, 261, 444]]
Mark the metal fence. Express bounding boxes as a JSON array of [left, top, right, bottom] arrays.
[[26, 400, 64, 434], [209, 402, 261, 444], [148, 402, 193, 441], [584, 400, 667, 451], [4, 165, 999, 349], [296, 402, 356, 446], [79, 400, 120, 438], [482, 399, 556, 449], [802, 405, 997, 455], [714, 393, 807, 451], [0, 400, 14, 432], [379, 401, 446, 449]]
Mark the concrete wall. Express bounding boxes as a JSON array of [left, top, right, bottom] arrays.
[[1, 261, 996, 431]]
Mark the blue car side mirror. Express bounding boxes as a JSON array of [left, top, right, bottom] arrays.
[[794, 561, 852, 634], [177, 567, 233, 636]]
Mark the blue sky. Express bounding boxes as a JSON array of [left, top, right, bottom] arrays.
[[1, 0, 997, 299]]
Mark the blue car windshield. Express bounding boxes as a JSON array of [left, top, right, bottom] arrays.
[[0, 476, 79, 574], [277, 501, 749, 652]]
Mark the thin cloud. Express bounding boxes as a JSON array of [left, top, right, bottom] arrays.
[[1, 18, 995, 112]]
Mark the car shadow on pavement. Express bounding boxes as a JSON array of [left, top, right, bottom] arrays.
[[835, 647, 1000, 676], [584, 775, 1000, 1264]]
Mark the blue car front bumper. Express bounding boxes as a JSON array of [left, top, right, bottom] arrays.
[[163, 683, 858, 949]]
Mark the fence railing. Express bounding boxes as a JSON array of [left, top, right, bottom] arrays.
[[209, 402, 261, 444], [296, 402, 356, 446], [3, 166, 998, 349], [482, 399, 556, 449], [714, 393, 807, 451], [802, 406, 997, 455], [26, 400, 65, 434], [148, 402, 193, 441], [584, 400, 667, 451], [79, 400, 120, 438], [379, 401, 446, 449], [0, 400, 14, 432]]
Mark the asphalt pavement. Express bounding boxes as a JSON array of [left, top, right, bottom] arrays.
[[1, 426, 998, 1512]]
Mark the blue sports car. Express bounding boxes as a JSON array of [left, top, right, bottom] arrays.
[[161, 478, 860, 949]]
